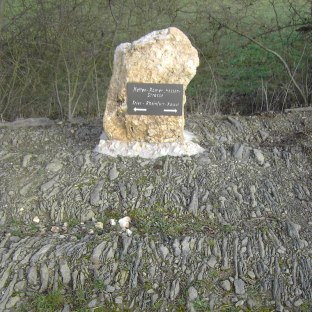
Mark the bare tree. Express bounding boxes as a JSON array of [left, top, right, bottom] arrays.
[[0, 0, 5, 30], [214, 17, 309, 106]]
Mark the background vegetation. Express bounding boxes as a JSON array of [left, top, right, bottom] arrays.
[[0, 0, 312, 120]]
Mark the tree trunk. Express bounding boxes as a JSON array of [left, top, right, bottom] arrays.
[[0, 0, 5, 32]]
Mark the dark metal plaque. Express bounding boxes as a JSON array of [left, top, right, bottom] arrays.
[[127, 83, 183, 116]]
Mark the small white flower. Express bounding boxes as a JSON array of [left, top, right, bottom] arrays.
[[118, 216, 131, 229], [109, 219, 117, 226], [33, 216, 40, 223]]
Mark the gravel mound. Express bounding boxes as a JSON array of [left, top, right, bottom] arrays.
[[0, 113, 311, 311]]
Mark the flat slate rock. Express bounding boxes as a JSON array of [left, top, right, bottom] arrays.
[[0, 117, 54, 128], [0, 112, 311, 311]]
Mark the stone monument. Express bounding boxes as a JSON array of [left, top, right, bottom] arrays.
[[103, 27, 199, 143]]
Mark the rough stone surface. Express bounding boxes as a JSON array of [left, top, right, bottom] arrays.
[[207, 255, 217, 268], [103, 27, 199, 143], [234, 278, 246, 295], [188, 286, 198, 301], [220, 280, 231, 291], [0, 117, 54, 128]]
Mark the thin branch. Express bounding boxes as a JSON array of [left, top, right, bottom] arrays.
[[285, 106, 312, 112], [209, 14, 309, 106], [269, 0, 284, 44], [93, 60, 100, 117], [54, 79, 64, 119], [109, 0, 118, 26]]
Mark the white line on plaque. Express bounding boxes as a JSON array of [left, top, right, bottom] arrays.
[[163, 109, 177, 112], [134, 108, 147, 112]]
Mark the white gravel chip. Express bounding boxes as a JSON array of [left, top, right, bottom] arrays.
[[126, 229, 132, 236], [109, 219, 117, 226], [33, 216, 40, 223], [118, 216, 131, 229], [95, 221, 104, 229]]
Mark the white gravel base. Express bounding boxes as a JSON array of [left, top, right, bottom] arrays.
[[94, 130, 205, 159]]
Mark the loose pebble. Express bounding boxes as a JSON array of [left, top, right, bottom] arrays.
[[33, 216, 40, 223], [95, 222, 104, 230], [118, 216, 131, 229]]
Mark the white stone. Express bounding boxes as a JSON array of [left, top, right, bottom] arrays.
[[109, 219, 116, 226], [208, 255, 217, 268], [118, 216, 131, 229], [235, 300, 245, 307], [126, 229, 132, 236], [33, 216, 40, 223], [247, 270, 256, 279], [253, 149, 265, 165], [95, 130, 204, 159], [115, 296, 123, 304], [50, 226, 60, 233], [220, 280, 231, 291], [95, 222, 104, 230]]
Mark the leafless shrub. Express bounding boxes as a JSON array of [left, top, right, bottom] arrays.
[[0, 0, 311, 119]]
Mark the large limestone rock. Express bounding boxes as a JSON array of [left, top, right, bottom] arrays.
[[103, 27, 199, 143]]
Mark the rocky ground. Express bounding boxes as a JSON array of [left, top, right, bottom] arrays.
[[0, 112, 311, 312]]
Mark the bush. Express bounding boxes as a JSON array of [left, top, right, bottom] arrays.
[[0, 0, 311, 120]]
